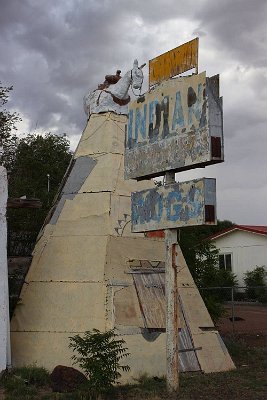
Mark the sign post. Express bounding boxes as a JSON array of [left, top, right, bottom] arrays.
[[165, 172, 179, 393], [124, 38, 223, 395]]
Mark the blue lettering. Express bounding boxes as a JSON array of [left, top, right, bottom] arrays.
[[145, 191, 163, 223], [149, 100, 160, 126], [132, 194, 146, 225], [172, 91, 184, 130], [135, 105, 147, 141], [188, 83, 203, 125], [127, 109, 133, 148], [132, 191, 163, 226], [166, 191, 182, 221]]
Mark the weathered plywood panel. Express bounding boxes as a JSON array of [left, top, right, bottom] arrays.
[[52, 192, 111, 237], [114, 286, 144, 327], [28, 235, 108, 282], [179, 300, 201, 372], [11, 332, 75, 370], [125, 72, 223, 180], [194, 331, 235, 372], [11, 282, 106, 332], [133, 273, 166, 328], [132, 270, 200, 371], [56, 192, 111, 222], [179, 287, 215, 334], [105, 236, 165, 282], [149, 38, 199, 87], [75, 113, 126, 158], [120, 334, 166, 383], [79, 153, 122, 193], [132, 178, 216, 232]]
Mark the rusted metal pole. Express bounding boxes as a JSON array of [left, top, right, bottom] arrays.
[[165, 171, 179, 393]]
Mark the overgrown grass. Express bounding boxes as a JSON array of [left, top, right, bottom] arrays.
[[12, 365, 50, 387], [1, 339, 266, 399], [0, 366, 50, 400]]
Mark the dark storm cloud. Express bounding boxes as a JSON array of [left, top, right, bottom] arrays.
[[1, 0, 198, 136], [195, 0, 267, 67]]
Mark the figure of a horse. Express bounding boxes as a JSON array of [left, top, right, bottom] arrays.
[[84, 59, 145, 117]]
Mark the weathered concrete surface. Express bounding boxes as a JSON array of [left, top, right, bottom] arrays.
[[10, 113, 155, 377], [11, 112, 234, 382]]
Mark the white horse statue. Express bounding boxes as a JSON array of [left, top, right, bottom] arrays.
[[84, 59, 145, 117]]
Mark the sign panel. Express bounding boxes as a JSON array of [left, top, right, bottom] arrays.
[[125, 72, 223, 180], [131, 178, 216, 232], [149, 38, 198, 87]]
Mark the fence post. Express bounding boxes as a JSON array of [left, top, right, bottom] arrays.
[[231, 286, 235, 334]]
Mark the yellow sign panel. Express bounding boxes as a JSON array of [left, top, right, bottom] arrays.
[[149, 38, 199, 87]]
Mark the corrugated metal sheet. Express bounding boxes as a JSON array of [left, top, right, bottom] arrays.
[[132, 270, 200, 371], [149, 38, 199, 87]]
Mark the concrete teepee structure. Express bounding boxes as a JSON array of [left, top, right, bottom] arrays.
[[11, 65, 234, 381]]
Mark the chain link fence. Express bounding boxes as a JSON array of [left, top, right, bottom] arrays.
[[200, 286, 267, 336]]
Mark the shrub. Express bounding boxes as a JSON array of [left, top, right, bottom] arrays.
[[244, 266, 267, 302], [69, 329, 130, 395], [192, 241, 238, 321]]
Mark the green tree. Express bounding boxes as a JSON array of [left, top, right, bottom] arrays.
[[244, 266, 267, 302], [9, 133, 72, 200], [179, 221, 237, 321], [179, 220, 235, 283], [7, 132, 72, 255], [0, 82, 21, 170]]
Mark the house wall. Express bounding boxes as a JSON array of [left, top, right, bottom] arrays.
[[212, 230, 267, 286]]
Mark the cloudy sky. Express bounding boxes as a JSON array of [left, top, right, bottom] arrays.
[[1, 0, 267, 225]]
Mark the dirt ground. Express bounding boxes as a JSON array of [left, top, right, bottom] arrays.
[[217, 303, 267, 346]]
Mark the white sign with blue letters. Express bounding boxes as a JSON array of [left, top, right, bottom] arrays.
[[125, 72, 223, 180], [131, 178, 216, 232]]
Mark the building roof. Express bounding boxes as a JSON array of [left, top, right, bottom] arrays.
[[208, 225, 267, 241]]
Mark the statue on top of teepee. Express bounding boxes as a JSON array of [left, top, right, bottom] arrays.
[[83, 59, 145, 116]]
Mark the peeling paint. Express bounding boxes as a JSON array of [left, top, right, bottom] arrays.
[[63, 156, 97, 195], [131, 178, 216, 232], [50, 194, 75, 225], [149, 38, 199, 87], [125, 72, 223, 180]]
